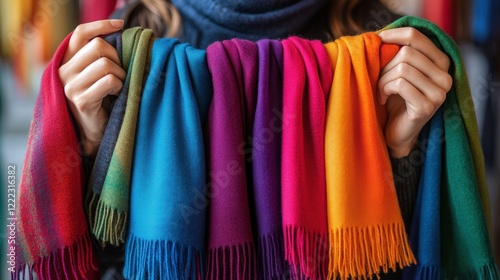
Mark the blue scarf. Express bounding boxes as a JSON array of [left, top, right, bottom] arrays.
[[123, 37, 212, 279], [171, 0, 326, 48]]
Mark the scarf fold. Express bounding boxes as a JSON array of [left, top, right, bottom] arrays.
[[252, 39, 286, 279], [323, 33, 415, 280], [87, 27, 154, 246], [384, 16, 499, 279], [281, 37, 333, 279], [123, 38, 212, 280], [205, 39, 258, 280], [15, 33, 98, 280]]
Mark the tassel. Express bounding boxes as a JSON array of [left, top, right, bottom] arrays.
[[206, 241, 256, 280], [328, 222, 416, 280], [283, 225, 329, 280], [257, 232, 286, 279], [87, 192, 127, 246], [123, 234, 203, 280], [12, 232, 97, 280]]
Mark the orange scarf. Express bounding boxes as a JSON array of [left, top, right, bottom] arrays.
[[324, 33, 416, 279]]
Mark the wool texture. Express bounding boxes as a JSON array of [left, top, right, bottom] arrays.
[[323, 33, 415, 280], [123, 37, 212, 280], [252, 39, 287, 279], [281, 37, 333, 279], [205, 39, 259, 280], [385, 16, 499, 279], [88, 27, 154, 246], [171, 0, 327, 48], [402, 108, 443, 280], [15, 33, 99, 280]]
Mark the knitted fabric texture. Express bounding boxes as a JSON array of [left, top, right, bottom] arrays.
[[386, 16, 499, 279], [15, 33, 98, 280], [88, 27, 154, 246], [171, 0, 326, 48], [281, 37, 333, 279], [123, 37, 212, 280], [205, 39, 259, 280], [252, 39, 286, 279], [323, 33, 415, 280]]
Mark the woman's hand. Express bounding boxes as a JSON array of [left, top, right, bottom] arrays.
[[378, 27, 453, 158], [59, 19, 126, 157]]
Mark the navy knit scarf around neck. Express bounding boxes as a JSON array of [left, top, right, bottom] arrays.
[[171, 0, 327, 48]]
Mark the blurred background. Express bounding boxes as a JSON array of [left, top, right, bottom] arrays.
[[0, 0, 498, 278]]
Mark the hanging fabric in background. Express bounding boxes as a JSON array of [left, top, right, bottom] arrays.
[[80, 0, 118, 23], [471, 0, 500, 44], [423, 0, 454, 38], [0, 0, 77, 95]]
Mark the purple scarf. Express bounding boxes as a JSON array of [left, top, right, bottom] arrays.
[[205, 39, 258, 279], [252, 40, 286, 279]]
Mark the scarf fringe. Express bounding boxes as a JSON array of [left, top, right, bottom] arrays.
[[88, 192, 127, 246], [257, 232, 286, 279], [12, 232, 97, 280], [206, 241, 256, 280], [283, 225, 329, 279], [123, 234, 203, 280], [328, 222, 416, 280], [445, 262, 500, 280]]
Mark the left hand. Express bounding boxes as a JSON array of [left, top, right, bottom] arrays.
[[378, 27, 453, 158]]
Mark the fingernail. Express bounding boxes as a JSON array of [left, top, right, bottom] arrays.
[[110, 19, 124, 28]]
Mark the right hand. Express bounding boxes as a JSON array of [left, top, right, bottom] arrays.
[[59, 19, 126, 157]]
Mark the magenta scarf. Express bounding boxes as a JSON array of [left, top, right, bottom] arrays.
[[281, 37, 333, 279], [205, 39, 258, 279]]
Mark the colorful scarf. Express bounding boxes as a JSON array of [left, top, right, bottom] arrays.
[[88, 27, 154, 246], [323, 33, 415, 280], [205, 39, 258, 280], [281, 37, 333, 279], [15, 33, 98, 279], [385, 16, 499, 279], [123, 38, 212, 279], [252, 39, 286, 279]]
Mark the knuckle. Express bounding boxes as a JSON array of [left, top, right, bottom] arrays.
[[73, 24, 86, 36], [400, 46, 412, 59], [64, 82, 76, 98], [89, 37, 105, 49], [406, 27, 419, 41], [441, 74, 453, 91], [97, 57, 113, 69], [73, 95, 88, 112], [395, 78, 408, 90], [440, 54, 451, 69], [396, 63, 409, 76], [413, 102, 434, 119]]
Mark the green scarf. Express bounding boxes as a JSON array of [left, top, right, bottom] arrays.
[[385, 17, 497, 279], [88, 27, 154, 246]]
